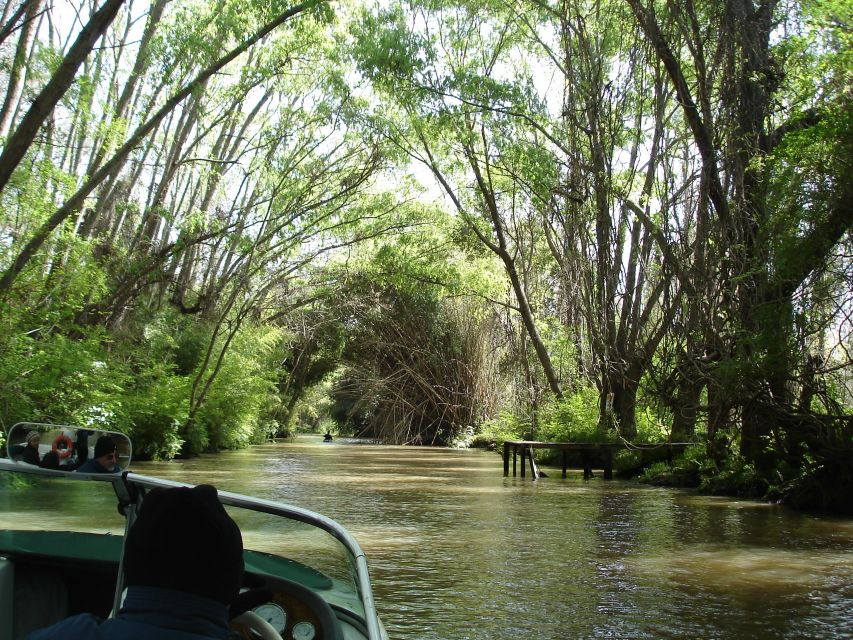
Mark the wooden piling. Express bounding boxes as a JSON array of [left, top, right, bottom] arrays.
[[503, 441, 510, 476]]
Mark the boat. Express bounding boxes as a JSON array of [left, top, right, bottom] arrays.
[[0, 422, 387, 640]]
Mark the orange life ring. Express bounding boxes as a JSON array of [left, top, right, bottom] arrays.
[[52, 434, 74, 460]]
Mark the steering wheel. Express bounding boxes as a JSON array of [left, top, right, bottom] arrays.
[[232, 611, 282, 640], [230, 578, 344, 640]]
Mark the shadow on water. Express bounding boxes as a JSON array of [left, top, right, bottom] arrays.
[[4, 438, 852, 639]]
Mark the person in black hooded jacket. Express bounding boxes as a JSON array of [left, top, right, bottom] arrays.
[[28, 484, 245, 640]]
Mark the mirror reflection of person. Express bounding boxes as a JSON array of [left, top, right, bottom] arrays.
[[29, 484, 245, 640], [21, 431, 41, 465], [75, 436, 120, 473], [39, 450, 61, 470], [75, 429, 91, 466]]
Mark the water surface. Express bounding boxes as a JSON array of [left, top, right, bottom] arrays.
[[4, 439, 853, 639]]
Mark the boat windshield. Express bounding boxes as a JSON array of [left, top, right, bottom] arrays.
[[223, 504, 366, 617], [0, 468, 126, 535], [0, 464, 374, 629]]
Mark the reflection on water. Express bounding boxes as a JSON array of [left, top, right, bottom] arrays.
[[3, 439, 853, 639]]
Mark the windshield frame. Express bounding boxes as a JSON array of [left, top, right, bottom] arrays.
[[0, 460, 383, 640]]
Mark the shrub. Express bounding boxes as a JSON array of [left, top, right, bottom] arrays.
[[539, 385, 612, 443], [472, 411, 526, 448], [122, 369, 189, 460], [448, 424, 476, 448], [639, 444, 709, 487], [193, 324, 283, 452], [699, 455, 768, 498]]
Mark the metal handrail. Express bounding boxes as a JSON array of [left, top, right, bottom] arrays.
[[0, 460, 384, 639]]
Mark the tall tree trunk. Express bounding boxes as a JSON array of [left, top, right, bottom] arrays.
[[0, 0, 126, 193], [464, 139, 564, 398], [0, 1, 33, 49], [0, 0, 43, 138]]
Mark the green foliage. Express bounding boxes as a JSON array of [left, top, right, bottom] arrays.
[[538, 386, 611, 443], [292, 378, 336, 434], [448, 424, 476, 448], [350, 7, 433, 90], [193, 324, 283, 452], [0, 472, 33, 489], [641, 445, 768, 497], [699, 455, 769, 498], [639, 445, 712, 487], [472, 411, 525, 447], [0, 0, 849, 520], [0, 294, 291, 460], [633, 405, 672, 444], [275, 308, 344, 433], [121, 367, 188, 460], [639, 460, 689, 485], [0, 325, 116, 429]]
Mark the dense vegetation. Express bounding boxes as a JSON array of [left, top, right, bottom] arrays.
[[0, 0, 850, 513]]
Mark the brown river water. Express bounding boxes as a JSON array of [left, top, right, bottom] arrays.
[[3, 437, 853, 639]]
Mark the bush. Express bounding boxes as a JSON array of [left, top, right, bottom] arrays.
[[539, 386, 612, 443], [448, 424, 476, 448], [292, 379, 335, 435], [193, 324, 283, 452], [699, 455, 768, 498], [0, 329, 115, 427], [472, 411, 526, 448], [121, 367, 189, 460], [639, 444, 709, 487]]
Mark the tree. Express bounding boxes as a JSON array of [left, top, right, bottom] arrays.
[[0, 0, 127, 193], [627, 0, 853, 466], [352, 2, 567, 402], [0, 0, 326, 293]]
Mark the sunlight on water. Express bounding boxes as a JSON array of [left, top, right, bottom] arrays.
[[633, 547, 853, 590]]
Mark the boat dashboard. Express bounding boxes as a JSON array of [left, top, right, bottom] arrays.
[[235, 570, 368, 640]]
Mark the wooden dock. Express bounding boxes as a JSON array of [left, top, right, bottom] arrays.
[[503, 440, 692, 480]]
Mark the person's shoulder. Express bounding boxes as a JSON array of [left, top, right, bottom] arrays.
[[76, 460, 116, 473], [27, 613, 104, 639], [100, 616, 225, 640]]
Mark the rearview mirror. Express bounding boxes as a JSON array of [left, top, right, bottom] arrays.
[[6, 422, 132, 472]]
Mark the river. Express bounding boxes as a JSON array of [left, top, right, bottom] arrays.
[[5, 437, 853, 638], [128, 438, 853, 640]]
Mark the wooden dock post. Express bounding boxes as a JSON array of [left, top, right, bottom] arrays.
[[603, 449, 613, 480], [528, 446, 540, 480], [581, 450, 593, 479], [503, 441, 510, 476]]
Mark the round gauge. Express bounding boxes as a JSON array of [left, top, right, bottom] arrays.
[[291, 621, 316, 640], [252, 602, 287, 634]]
